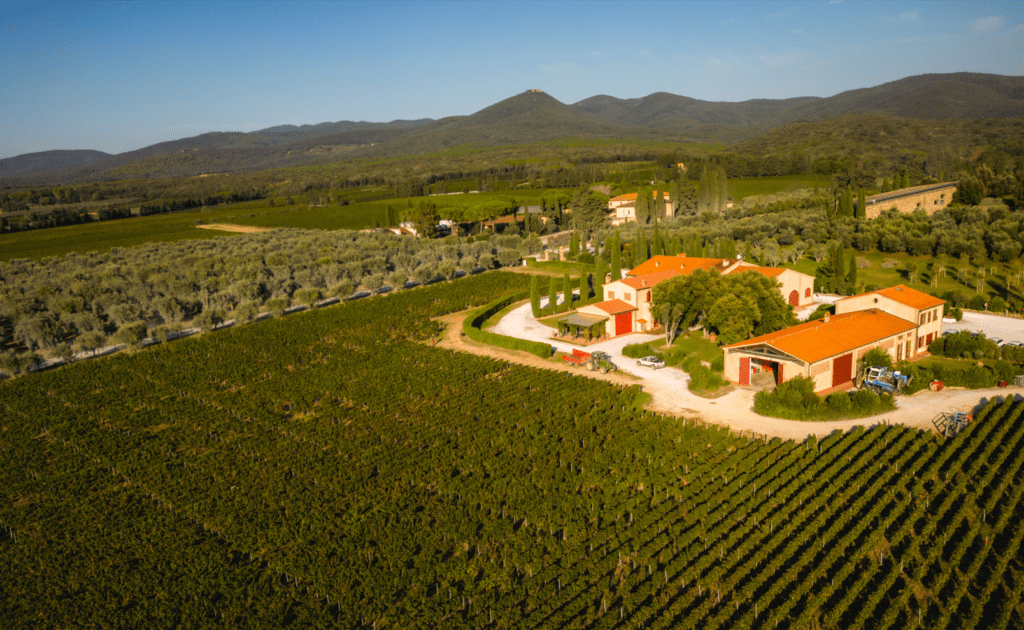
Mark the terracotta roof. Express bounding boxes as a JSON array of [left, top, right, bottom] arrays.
[[609, 191, 671, 203], [725, 309, 917, 363], [586, 299, 637, 315], [732, 266, 786, 278], [627, 255, 730, 277], [838, 284, 945, 311], [615, 269, 681, 289]]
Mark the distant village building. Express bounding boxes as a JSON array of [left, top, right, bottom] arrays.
[[856, 182, 957, 219], [606, 191, 673, 226]]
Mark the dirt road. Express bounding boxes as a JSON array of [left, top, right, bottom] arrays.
[[447, 298, 1024, 440]]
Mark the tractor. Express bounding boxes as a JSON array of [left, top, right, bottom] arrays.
[[856, 366, 912, 396], [561, 349, 618, 374]]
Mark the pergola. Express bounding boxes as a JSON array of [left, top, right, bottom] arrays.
[[558, 312, 607, 340]]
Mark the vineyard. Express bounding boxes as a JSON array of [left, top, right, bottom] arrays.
[[2, 271, 1023, 629]]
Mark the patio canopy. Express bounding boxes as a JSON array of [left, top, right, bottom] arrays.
[[559, 313, 608, 327]]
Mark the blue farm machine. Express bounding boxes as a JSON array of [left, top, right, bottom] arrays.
[[856, 367, 912, 396]]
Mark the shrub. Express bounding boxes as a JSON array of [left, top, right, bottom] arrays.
[[861, 347, 893, 369], [623, 342, 662, 359], [463, 293, 552, 359], [850, 389, 880, 413], [710, 355, 724, 373], [826, 392, 852, 412]]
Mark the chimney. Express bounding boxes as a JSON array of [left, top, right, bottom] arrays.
[[655, 261, 659, 268], [824, 313, 831, 323]]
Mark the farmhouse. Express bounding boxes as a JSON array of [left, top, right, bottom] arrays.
[[629, 255, 816, 308], [606, 192, 673, 225], [597, 269, 682, 335], [724, 284, 945, 392], [856, 182, 957, 219]]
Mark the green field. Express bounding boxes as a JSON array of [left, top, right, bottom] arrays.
[[728, 174, 828, 201], [3, 271, 1023, 628]]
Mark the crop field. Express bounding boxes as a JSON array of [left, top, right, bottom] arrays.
[[2, 271, 1023, 629]]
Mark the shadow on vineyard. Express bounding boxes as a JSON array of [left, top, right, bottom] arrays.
[[2, 272, 1023, 629]]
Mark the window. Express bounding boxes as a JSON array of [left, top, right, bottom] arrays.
[[607, 291, 615, 299], [918, 337, 924, 349], [624, 293, 632, 301], [646, 291, 651, 303], [919, 314, 926, 325]]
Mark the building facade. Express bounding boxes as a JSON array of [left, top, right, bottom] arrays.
[[606, 192, 673, 226], [724, 284, 945, 393]]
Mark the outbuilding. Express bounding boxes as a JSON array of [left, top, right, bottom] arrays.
[[577, 299, 637, 337]]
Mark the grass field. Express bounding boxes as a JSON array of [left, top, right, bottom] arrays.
[[728, 174, 828, 201], [783, 249, 1022, 305]]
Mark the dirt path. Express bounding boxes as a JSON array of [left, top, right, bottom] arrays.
[[196, 223, 274, 234], [442, 300, 1024, 440], [434, 311, 641, 388]]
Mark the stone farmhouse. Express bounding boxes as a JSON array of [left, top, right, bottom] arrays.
[[571, 255, 815, 339], [856, 182, 957, 219], [606, 192, 673, 226], [723, 284, 945, 394]]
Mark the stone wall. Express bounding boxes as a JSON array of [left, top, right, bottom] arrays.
[[861, 184, 957, 219]]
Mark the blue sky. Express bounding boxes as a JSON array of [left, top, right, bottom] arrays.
[[1, 0, 1020, 158]]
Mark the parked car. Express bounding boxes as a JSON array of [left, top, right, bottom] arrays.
[[989, 337, 1003, 346], [637, 356, 666, 369], [942, 329, 957, 336]]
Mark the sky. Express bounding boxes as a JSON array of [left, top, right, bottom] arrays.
[[1, 0, 1021, 158]]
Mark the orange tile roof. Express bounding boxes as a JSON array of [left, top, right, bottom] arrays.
[[732, 266, 786, 278], [615, 269, 682, 289], [838, 284, 945, 311], [608, 191, 671, 203], [627, 255, 729, 277], [586, 299, 637, 315], [725, 309, 917, 363]]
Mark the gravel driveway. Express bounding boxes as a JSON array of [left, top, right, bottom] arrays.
[[490, 295, 1024, 439]]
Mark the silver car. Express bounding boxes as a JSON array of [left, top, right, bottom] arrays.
[[637, 356, 666, 369]]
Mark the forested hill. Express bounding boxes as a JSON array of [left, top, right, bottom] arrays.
[[0, 150, 112, 178], [4, 72, 1022, 185]]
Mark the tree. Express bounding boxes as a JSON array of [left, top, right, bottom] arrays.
[[698, 165, 710, 214], [902, 171, 910, 189], [411, 200, 440, 239], [847, 252, 857, 288], [857, 188, 866, 219], [708, 293, 760, 345], [654, 189, 667, 220], [548, 276, 558, 311], [560, 272, 572, 312], [112, 320, 148, 349], [530, 275, 541, 317], [76, 330, 106, 356], [861, 347, 892, 370], [593, 256, 606, 303], [717, 165, 728, 214], [610, 232, 622, 281], [578, 273, 588, 305], [570, 188, 609, 232], [652, 223, 663, 257], [882, 177, 892, 193], [634, 188, 650, 225], [568, 231, 579, 258]]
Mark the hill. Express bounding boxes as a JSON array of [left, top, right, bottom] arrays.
[[4, 72, 1022, 185], [0, 149, 111, 177]]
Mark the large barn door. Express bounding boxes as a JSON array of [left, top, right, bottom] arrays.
[[832, 353, 853, 387], [739, 357, 750, 386], [788, 290, 799, 306], [615, 312, 632, 336]]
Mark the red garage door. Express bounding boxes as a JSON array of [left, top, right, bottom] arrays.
[[832, 353, 853, 388], [739, 357, 750, 385], [615, 312, 632, 336], [788, 290, 799, 306]]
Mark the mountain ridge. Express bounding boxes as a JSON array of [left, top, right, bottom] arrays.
[[3, 72, 1021, 185]]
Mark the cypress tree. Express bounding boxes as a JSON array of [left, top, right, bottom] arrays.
[[579, 273, 588, 305], [653, 223, 663, 257], [882, 177, 891, 193], [843, 187, 853, 217], [857, 188, 866, 219], [610, 231, 622, 281], [594, 256, 606, 302], [548, 276, 558, 312], [668, 181, 680, 217], [744, 240, 753, 262], [569, 231, 578, 257], [531, 275, 541, 317], [835, 245, 846, 289], [902, 171, 910, 188], [654, 189, 666, 219], [562, 272, 571, 312], [636, 231, 648, 264], [893, 171, 901, 190], [847, 252, 857, 289], [717, 165, 728, 214], [698, 165, 710, 213], [708, 168, 720, 214]]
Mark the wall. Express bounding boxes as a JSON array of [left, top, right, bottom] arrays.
[[861, 184, 956, 220]]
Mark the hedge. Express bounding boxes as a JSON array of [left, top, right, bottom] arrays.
[[463, 293, 553, 359], [754, 376, 895, 421]]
